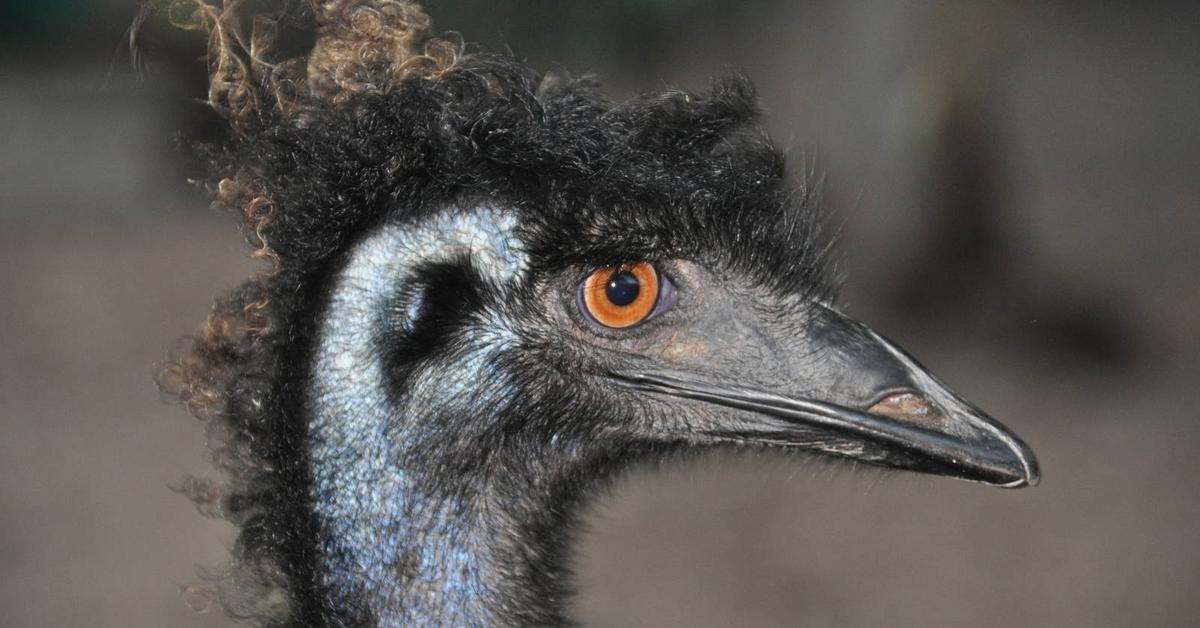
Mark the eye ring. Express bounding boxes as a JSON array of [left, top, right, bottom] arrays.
[[578, 262, 674, 329]]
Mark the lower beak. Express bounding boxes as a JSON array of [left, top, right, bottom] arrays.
[[613, 312, 1040, 488]]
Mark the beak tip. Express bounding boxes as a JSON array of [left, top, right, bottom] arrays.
[[1020, 454, 1041, 488], [999, 471, 1039, 489], [1001, 440, 1041, 488]]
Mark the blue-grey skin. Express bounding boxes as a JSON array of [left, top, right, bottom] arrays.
[[308, 204, 1038, 626], [312, 207, 526, 626]]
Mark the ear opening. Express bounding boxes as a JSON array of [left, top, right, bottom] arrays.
[[382, 258, 490, 389]]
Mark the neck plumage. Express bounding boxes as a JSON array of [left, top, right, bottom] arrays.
[[305, 207, 579, 625], [310, 454, 581, 626]]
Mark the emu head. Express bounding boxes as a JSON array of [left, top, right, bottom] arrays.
[[165, 2, 1038, 626]]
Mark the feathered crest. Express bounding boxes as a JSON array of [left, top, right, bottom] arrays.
[[159, 2, 465, 623], [160, 2, 816, 624], [169, 0, 460, 124]]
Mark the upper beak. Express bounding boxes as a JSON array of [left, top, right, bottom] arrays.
[[613, 309, 1040, 488]]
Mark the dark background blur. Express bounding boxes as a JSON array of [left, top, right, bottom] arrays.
[[2, 1, 1197, 626]]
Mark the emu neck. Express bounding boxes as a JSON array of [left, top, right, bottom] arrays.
[[306, 208, 580, 625], [311, 458, 578, 627]]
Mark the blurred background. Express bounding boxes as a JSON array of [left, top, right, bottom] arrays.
[[1, 1, 1197, 626]]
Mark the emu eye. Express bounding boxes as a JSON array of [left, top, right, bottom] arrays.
[[578, 261, 676, 329]]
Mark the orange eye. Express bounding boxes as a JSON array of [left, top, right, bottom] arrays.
[[581, 262, 661, 328]]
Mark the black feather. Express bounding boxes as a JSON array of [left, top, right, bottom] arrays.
[[165, 12, 831, 627]]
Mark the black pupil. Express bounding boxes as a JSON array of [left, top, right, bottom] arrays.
[[605, 270, 641, 306]]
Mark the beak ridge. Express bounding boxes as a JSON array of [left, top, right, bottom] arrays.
[[867, 328, 1041, 487], [615, 369, 1039, 488]]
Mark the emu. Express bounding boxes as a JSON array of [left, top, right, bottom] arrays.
[[162, 1, 1039, 626]]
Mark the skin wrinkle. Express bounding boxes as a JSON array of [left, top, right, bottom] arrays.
[[654, 330, 711, 361]]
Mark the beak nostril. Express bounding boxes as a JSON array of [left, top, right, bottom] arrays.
[[868, 392, 937, 422]]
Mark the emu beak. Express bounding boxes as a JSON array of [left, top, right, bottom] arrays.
[[614, 308, 1040, 488]]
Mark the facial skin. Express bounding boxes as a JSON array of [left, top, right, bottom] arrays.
[[174, 17, 1037, 620], [537, 253, 1037, 486], [305, 203, 1037, 626]]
